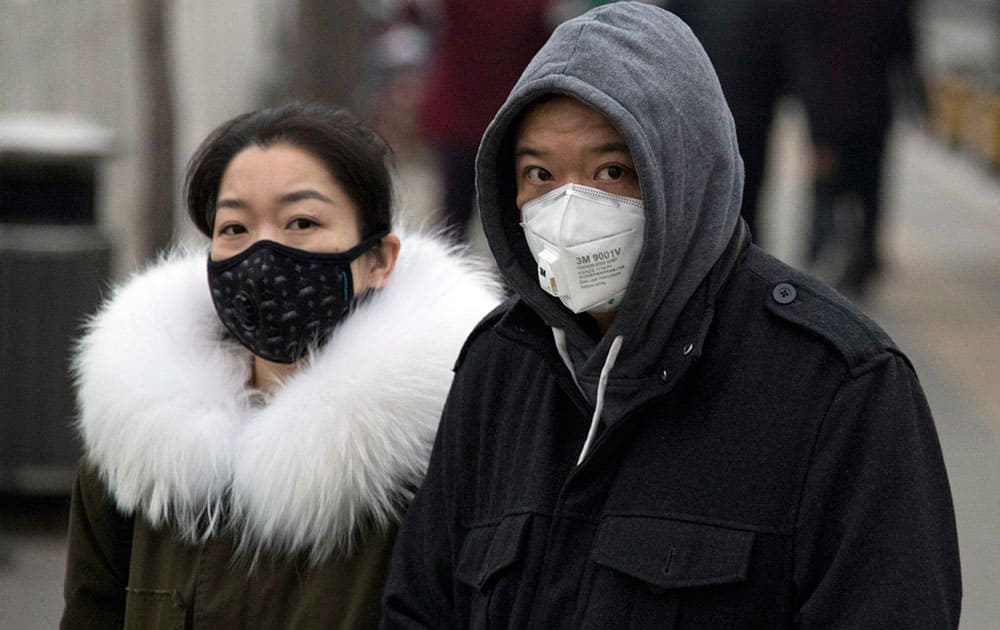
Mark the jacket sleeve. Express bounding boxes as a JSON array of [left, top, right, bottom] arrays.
[[60, 463, 133, 630], [381, 392, 463, 628], [793, 354, 962, 628]]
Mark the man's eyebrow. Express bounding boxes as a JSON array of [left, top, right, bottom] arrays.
[[591, 142, 631, 155], [514, 142, 631, 159], [514, 146, 544, 160]]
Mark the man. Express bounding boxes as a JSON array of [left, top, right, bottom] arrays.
[[382, 3, 961, 628]]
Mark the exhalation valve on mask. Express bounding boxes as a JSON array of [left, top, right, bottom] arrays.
[[520, 183, 645, 314], [536, 249, 562, 295]]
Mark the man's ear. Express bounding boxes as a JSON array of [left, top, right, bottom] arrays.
[[367, 233, 401, 289]]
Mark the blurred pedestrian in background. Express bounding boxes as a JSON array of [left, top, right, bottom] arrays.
[[798, 0, 924, 295], [60, 102, 500, 628], [668, 0, 797, 245], [362, 0, 434, 157], [418, 0, 554, 241]]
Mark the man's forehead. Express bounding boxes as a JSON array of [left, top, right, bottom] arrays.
[[514, 95, 629, 151]]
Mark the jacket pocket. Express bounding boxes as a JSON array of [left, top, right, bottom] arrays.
[[583, 516, 754, 629], [455, 513, 532, 628], [123, 587, 187, 630]]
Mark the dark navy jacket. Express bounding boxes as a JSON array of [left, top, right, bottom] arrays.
[[381, 240, 961, 629], [383, 4, 959, 626]]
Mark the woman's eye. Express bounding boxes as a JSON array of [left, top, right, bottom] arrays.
[[218, 224, 247, 236], [596, 164, 629, 181], [288, 217, 318, 230], [525, 166, 553, 184]]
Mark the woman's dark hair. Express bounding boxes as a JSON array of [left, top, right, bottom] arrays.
[[184, 102, 393, 238]]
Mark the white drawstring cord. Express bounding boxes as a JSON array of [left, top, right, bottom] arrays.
[[577, 335, 624, 465], [552, 328, 584, 397]]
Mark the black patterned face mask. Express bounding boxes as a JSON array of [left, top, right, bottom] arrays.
[[207, 232, 386, 363]]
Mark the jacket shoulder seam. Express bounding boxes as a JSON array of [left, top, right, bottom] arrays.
[[454, 298, 513, 371], [744, 264, 903, 373]]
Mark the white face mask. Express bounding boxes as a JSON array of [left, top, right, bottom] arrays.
[[520, 183, 645, 314]]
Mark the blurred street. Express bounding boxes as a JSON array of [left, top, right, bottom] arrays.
[[765, 107, 1000, 630], [2, 102, 998, 628]]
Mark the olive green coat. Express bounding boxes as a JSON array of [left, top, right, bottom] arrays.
[[59, 236, 502, 629], [62, 465, 397, 629]]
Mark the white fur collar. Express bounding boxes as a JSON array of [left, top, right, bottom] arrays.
[[74, 232, 500, 561]]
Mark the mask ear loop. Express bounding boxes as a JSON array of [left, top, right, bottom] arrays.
[[338, 229, 390, 260]]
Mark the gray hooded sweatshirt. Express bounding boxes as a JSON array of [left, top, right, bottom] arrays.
[[476, 1, 743, 427]]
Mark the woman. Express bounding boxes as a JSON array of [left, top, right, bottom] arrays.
[[60, 102, 500, 628]]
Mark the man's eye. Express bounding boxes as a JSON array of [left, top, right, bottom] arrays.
[[525, 166, 553, 184], [596, 165, 628, 180]]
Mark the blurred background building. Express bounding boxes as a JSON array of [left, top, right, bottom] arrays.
[[1, 0, 998, 627]]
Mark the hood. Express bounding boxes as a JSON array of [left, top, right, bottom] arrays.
[[476, 2, 743, 386], [73, 231, 501, 563]]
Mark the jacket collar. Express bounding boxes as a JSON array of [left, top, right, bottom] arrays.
[[496, 220, 750, 425], [74, 233, 501, 562]]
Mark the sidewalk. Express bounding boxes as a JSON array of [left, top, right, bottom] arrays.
[[761, 103, 1000, 630], [869, 126, 1000, 630]]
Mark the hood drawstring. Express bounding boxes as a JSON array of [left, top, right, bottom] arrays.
[[579, 335, 624, 464], [552, 329, 625, 465], [552, 328, 584, 398]]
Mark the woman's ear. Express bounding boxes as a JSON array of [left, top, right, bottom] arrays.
[[366, 233, 401, 289]]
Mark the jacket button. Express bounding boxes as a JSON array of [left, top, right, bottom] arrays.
[[772, 282, 797, 305], [682, 343, 693, 356]]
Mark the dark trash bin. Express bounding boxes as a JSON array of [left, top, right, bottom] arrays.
[[0, 113, 114, 495]]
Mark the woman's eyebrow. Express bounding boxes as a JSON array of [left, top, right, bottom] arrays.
[[281, 189, 334, 205], [216, 198, 248, 210], [216, 189, 335, 211]]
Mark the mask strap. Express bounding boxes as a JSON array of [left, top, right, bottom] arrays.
[[340, 229, 390, 260]]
